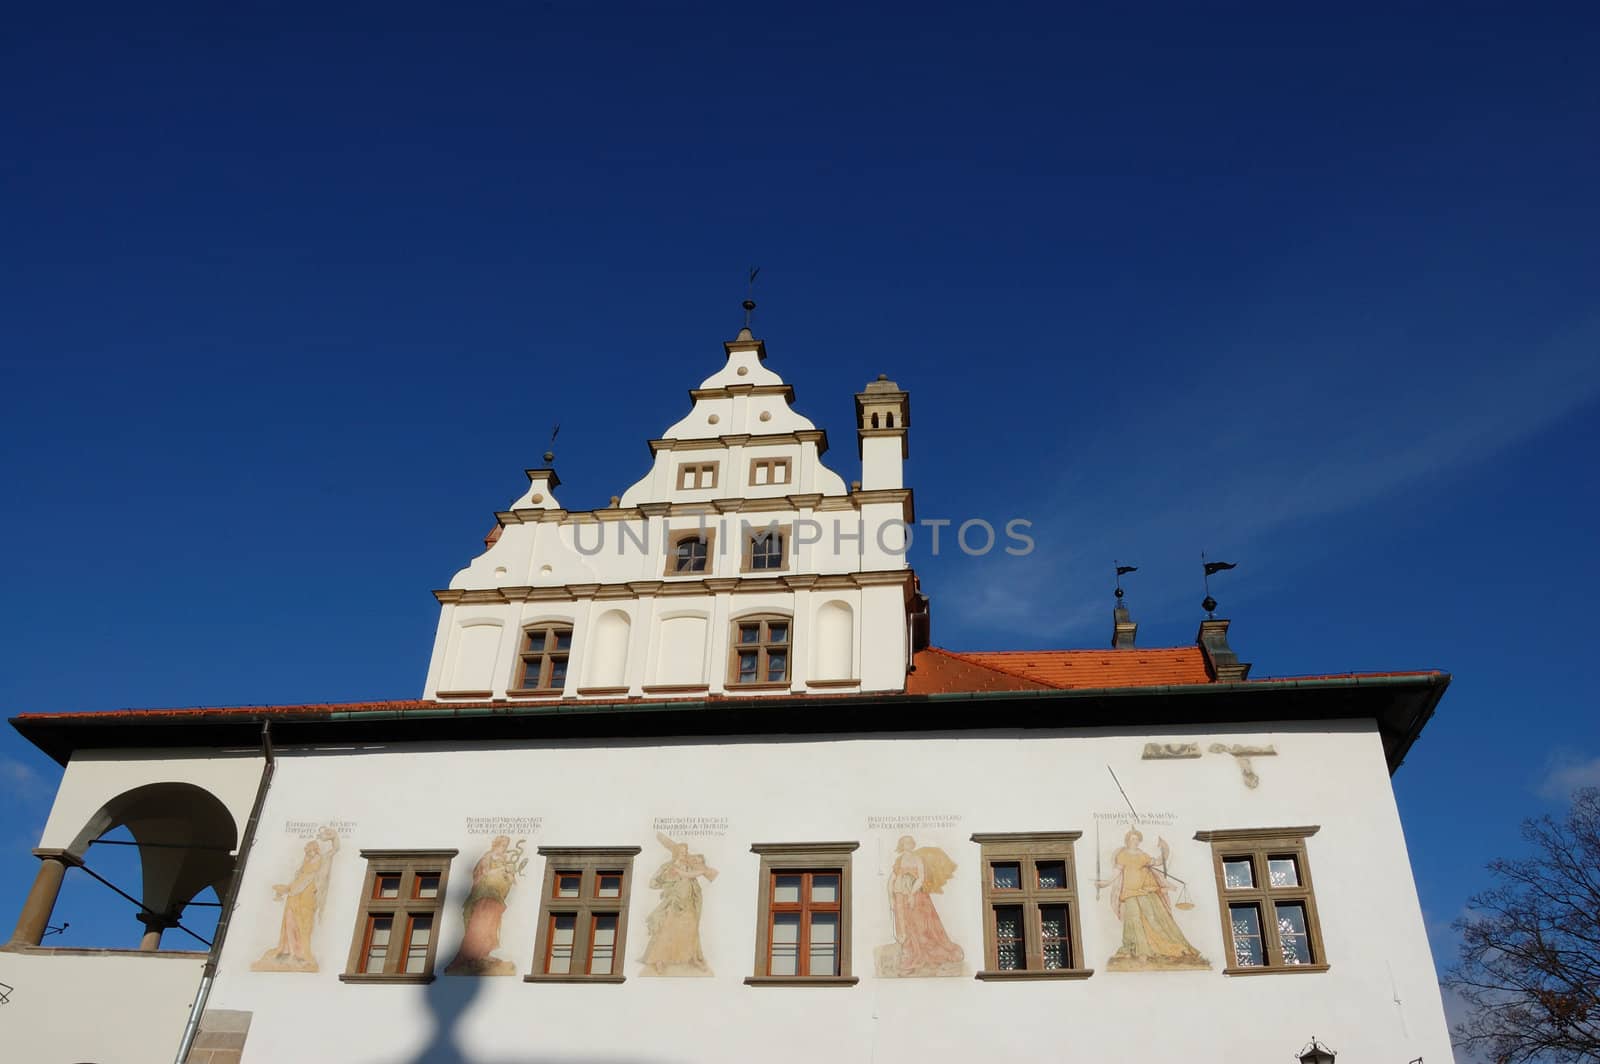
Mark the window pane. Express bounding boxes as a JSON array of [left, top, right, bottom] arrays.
[[1040, 905, 1070, 970], [770, 913, 800, 975], [768, 623, 788, 644], [555, 872, 581, 898], [1267, 856, 1300, 888], [548, 913, 576, 974], [374, 874, 401, 900], [992, 862, 1022, 890], [413, 873, 440, 899], [766, 650, 788, 682], [994, 905, 1024, 970], [520, 661, 542, 689], [590, 914, 618, 975], [596, 872, 623, 898], [1276, 902, 1313, 965], [740, 623, 761, 644], [524, 631, 542, 652], [404, 914, 433, 974], [1229, 904, 1265, 967], [364, 915, 393, 973], [1036, 861, 1067, 890], [810, 874, 839, 904], [738, 650, 759, 682], [808, 912, 840, 976], [773, 875, 802, 904], [1222, 858, 1255, 889], [553, 629, 572, 651], [549, 656, 568, 686]]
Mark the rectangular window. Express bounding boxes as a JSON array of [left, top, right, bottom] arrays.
[[741, 523, 791, 573], [677, 462, 719, 490], [747, 842, 859, 986], [526, 846, 640, 983], [729, 616, 790, 687], [972, 832, 1090, 980], [342, 849, 457, 983], [665, 528, 716, 576], [515, 624, 573, 692], [1196, 827, 1327, 975], [749, 457, 792, 486]]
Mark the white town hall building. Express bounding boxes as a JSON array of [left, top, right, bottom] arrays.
[[3, 321, 1454, 1063]]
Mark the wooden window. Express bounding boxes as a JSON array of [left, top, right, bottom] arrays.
[[341, 849, 457, 984], [526, 846, 640, 983], [971, 832, 1091, 980], [1195, 827, 1327, 975], [514, 624, 573, 692], [665, 528, 715, 576], [729, 615, 790, 687], [749, 457, 792, 486], [747, 842, 858, 986], [677, 462, 718, 490], [741, 523, 790, 574]]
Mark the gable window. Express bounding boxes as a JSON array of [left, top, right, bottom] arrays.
[[677, 462, 718, 490], [341, 849, 457, 984], [749, 457, 791, 486], [730, 615, 789, 686], [742, 524, 790, 573], [526, 846, 641, 984], [515, 624, 573, 692], [971, 832, 1090, 980], [746, 842, 858, 986], [1195, 827, 1327, 975], [665, 528, 715, 576]]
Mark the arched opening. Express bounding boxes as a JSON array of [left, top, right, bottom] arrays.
[[26, 782, 237, 951]]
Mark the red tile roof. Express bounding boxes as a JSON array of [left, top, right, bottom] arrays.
[[910, 646, 1212, 693]]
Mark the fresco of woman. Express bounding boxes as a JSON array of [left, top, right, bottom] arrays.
[[882, 835, 965, 977], [1098, 829, 1209, 971], [639, 832, 717, 976], [445, 835, 527, 976], [252, 827, 338, 972]]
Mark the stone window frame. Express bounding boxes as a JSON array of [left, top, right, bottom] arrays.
[[524, 845, 641, 984], [745, 841, 859, 987], [970, 832, 1092, 981], [664, 527, 716, 577], [1194, 826, 1328, 976], [340, 849, 458, 984], [727, 613, 792, 689], [512, 622, 573, 692], [748, 456, 792, 487], [740, 521, 793, 574], [676, 461, 719, 491]]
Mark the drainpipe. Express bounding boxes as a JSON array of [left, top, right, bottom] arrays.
[[173, 720, 275, 1064]]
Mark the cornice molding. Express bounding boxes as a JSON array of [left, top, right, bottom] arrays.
[[433, 569, 914, 604]]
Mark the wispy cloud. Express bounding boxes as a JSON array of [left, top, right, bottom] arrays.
[[0, 754, 44, 801], [1537, 750, 1600, 801], [937, 316, 1600, 642]]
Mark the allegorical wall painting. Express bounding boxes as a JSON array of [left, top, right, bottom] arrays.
[[1095, 822, 1210, 972], [863, 816, 967, 978], [445, 836, 529, 976], [251, 824, 342, 973], [640, 829, 720, 976]]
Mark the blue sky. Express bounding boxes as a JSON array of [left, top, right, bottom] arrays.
[[2, 1, 1597, 1004]]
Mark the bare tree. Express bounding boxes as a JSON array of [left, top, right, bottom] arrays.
[[1446, 786, 1600, 1063]]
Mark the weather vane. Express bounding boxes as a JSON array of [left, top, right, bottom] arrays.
[[743, 266, 760, 329], [1200, 551, 1237, 617], [1114, 561, 1138, 604], [544, 423, 559, 465]]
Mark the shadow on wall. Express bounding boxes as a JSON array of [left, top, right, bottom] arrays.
[[409, 973, 655, 1064]]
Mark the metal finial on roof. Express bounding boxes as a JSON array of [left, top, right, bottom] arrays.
[[1200, 552, 1237, 618], [1115, 562, 1138, 603], [543, 424, 559, 467], [742, 266, 760, 331]]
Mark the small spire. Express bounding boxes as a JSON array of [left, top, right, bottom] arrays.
[[1113, 562, 1138, 648]]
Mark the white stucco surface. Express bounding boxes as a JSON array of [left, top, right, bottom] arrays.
[[0, 949, 204, 1064]]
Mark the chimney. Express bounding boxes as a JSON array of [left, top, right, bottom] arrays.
[[1112, 605, 1138, 649], [854, 374, 910, 490], [1197, 618, 1251, 682]]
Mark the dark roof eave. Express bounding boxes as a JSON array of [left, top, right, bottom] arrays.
[[8, 672, 1449, 775]]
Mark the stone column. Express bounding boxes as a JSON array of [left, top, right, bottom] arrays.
[[136, 911, 179, 951], [7, 848, 81, 948]]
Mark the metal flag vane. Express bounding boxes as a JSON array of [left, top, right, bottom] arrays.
[[743, 266, 760, 328], [1200, 551, 1237, 617], [1114, 561, 1138, 603], [544, 423, 559, 465]]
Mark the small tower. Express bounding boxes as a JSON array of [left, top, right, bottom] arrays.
[[855, 374, 910, 490]]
